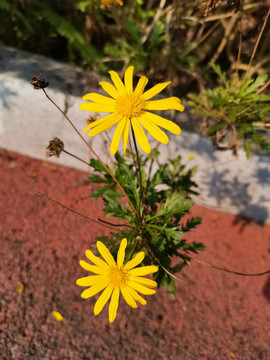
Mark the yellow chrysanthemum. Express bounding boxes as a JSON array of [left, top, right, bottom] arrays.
[[80, 66, 184, 155], [76, 238, 158, 323], [100, 0, 123, 9]]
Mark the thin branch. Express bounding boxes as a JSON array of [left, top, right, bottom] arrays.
[[180, 22, 219, 58], [235, 14, 243, 75], [146, 243, 188, 285], [203, 2, 267, 22], [42, 89, 139, 218], [257, 79, 270, 94], [141, 0, 167, 44], [209, 11, 241, 64], [244, 8, 270, 80], [34, 192, 132, 229], [193, 258, 270, 277], [62, 149, 90, 166]]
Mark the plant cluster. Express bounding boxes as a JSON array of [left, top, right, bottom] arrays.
[[33, 63, 206, 322], [188, 64, 270, 158], [90, 150, 203, 297]]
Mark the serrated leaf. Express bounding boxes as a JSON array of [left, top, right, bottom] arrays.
[[90, 159, 109, 174], [241, 74, 267, 97], [126, 19, 141, 45], [210, 63, 229, 87], [181, 216, 202, 232], [148, 192, 194, 221]]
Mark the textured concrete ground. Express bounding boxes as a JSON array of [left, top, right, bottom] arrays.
[[1, 148, 270, 360]]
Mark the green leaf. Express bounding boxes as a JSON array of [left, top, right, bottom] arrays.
[[240, 74, 267, 97], [126, 19, 141, 45], [210, 63, 229, 87], [181, 217, 202, 232], [90, 159, 109, 174], [244, 138, 252, 159], [148, 192, 194, 221], [41, 9, 99, 61]]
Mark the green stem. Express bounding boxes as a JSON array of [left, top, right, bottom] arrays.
[[35, 192, 131, 229], [131, 126, 143, 219], [63, 149, 90, 166], [43, 89, 139, 218]]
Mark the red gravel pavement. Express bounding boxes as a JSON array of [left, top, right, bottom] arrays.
[[0, 148, 270, 360]]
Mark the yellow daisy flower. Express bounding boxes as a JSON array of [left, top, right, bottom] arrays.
[[76, 238, 158, 323], [80, 66, 184, 155]]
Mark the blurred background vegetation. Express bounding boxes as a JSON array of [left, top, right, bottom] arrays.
[[1, 0, 269, 157]]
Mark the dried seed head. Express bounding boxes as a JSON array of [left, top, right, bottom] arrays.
[[86, 113, 99, 125], [31, 73, 49, 90], [46, 137, 64, 158]]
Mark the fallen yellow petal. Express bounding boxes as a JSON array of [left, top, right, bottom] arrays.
[[17, 281, 24, 293], [51, 311, 64, 322]]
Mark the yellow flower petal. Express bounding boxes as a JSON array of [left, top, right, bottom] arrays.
[[110, 118, 127, 154], [17, 281, 24, 294], [145, 97, 185, 111], [85, 112, 117, 130], [99, 81, 119, 99], [94, 286, 113, 315], [76, 275, 107, 287], [129, 276, 157, 288], [141, 81, 171, 101], [134, 76, 148, 95], [126, 286, 147, 305], [82, 123, 93, 134], [122, 118, 130, 156], [129, 265, 159, 276], [85, 250, 110, 270], [124, 66, 134, 93], [109, 70, 125, 95], [117, 238, 127, 267], [128, 281, 156, 295], [85, 113, 122, 137], [124, 251, 145, 271], [140, 115, 169, 144], [97, 241, 116, 267], [109, 288, 120, 322], [142, 112, 181, 135], [121, 287, 137, 308], [79, 102, 115, 113], [52, 311, 63, 322], [82, 93, 115, 106], [81, 280, 110, 299], [131, 117, 151, 154], [79, 260, 108, 275]]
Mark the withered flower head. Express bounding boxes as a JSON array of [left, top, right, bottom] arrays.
[[31, 73, 49, 90], [86, 113, 99, 125], [46, 137, 64, 158]]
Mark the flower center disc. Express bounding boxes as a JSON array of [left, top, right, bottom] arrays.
[[116, 93, 145, 118], [110, 267, 128, 288]]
